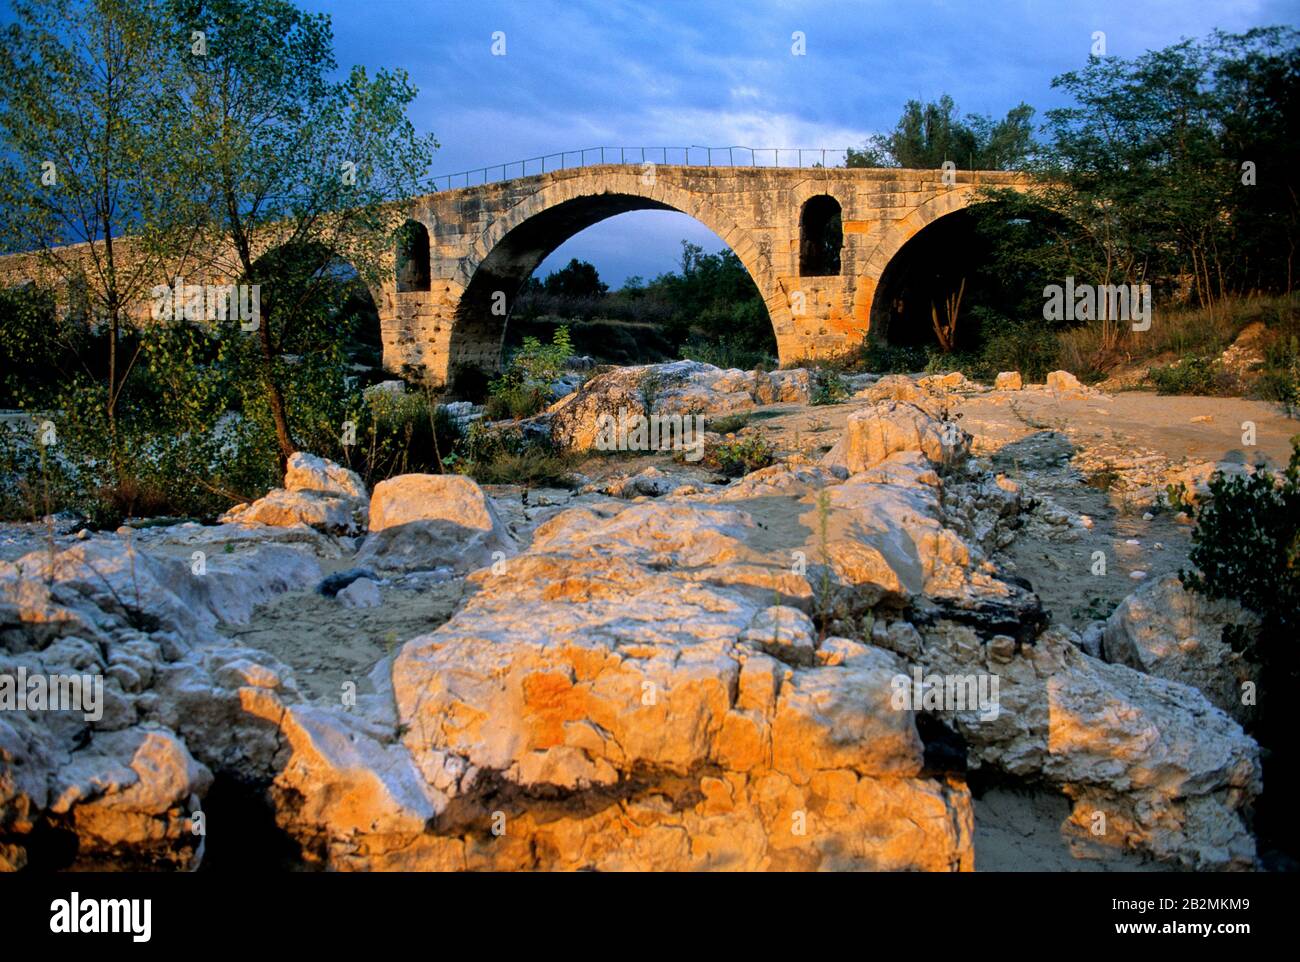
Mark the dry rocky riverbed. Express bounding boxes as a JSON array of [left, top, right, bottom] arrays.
[[0, 361, 1287, 871]]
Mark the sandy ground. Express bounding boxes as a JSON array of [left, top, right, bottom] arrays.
[[972, 785, 1167, 871], [223, 577, 465, 702]]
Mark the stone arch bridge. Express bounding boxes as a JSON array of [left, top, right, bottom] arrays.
[[1, 164, 1029, 386]]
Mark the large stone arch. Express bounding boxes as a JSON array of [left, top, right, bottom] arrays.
[[444, 171, 784, 373], [851, 181, 1029, 344]]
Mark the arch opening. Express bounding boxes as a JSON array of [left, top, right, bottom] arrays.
[[799, 195, 842, 276], [251, 241, 384, 387], [395, 219, 430, 293], [870, 210, 983, 351], [448, 193, 775, 377]]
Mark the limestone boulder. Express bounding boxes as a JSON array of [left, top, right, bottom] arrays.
[[220, 490, 365, 534], [822, 400, 970, 474], [548, 360, 812, 451], [854, 373, 924, 404], [877, 620, 1260, 870], [284, 451, 368, 503], [1102, 573, 1258, 724], [1045, 369, 1088, 398], [356, 473, 515, 573], [994, 371, 1023, 391], [221, 453, 368, 535], [377, 495, 972, 871], [48, 725, 211, 870]]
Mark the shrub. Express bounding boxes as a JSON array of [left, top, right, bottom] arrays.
[[709, 434, 775, 477], [485, 326, 573, 421], [1180, 441, 1300, 655], [484, 381, 551, 421], [855, 340, 932, 374], [681, 334, 774, 371], [810, 369, 850, 405], [1179, 440, 1300, 856], [1259, 334, 1300, 416], [357, 388, 461, 483], [455, 421, 575, 486], [1147, 354, 1233, 395], [974, 310, 1060, 382]]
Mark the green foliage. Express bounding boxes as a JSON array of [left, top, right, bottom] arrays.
[[1182, 443, 1300, 635], [358, 388, 460, 482], [847, 94, 1036, 170], [709, 434, 775, 477], [535, 259, 608, 299], [855, 340, 932, 374], [1260, 335, 1300, 415], [1180, 442, 1300, 780], [1147, 355, 1232, 395], [680, 334, 773, 371], [510, 325, 573, 384], [976, 28, 1299, 324], [971, 310, 1061, 382], [455, 422, 575, 487], [810, 370, 850, 405], [486, 325, 572, 421], [0, 285, 85, 408]]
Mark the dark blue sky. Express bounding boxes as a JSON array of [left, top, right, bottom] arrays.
[[299, 0, 1291, 285]]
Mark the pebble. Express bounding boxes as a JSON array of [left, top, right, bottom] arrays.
[[1142, 512, 1154, 521], [1129, 570, 1147, 579]]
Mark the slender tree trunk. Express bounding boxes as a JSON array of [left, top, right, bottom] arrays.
[[258, 318, 295, 469]]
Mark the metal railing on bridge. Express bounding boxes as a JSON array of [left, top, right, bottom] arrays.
[[420, 146, 855, 192]]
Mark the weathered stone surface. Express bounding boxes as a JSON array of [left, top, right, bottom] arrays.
[[220, 453, 368, 535], [220, 489, 364, 535], [855, 373, 924, 404], [337, 577, 382, 609], [822, 400, 970, 473], [0, 351, 1269, 873], [1103, 573, 1258, 724], [548, 360, 810, 451], [994, 371, 1023, 391], [284, 451, 368, 503], [356, 474, 514, 572], [875, 620, 1260, 870], [51, 726, 211, 869], [380, 497, 972, 871], [4, 538, 320, 636], [1045, 369, 1088, 398], [1, 165, 1031, 383]]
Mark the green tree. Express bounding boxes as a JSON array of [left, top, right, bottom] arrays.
[[542, 258, 608, 298], [848, 95, 1035, 171], [0, 0, 207, 470], [974, 28, 1299, 325], [169, 0, 435, 466]]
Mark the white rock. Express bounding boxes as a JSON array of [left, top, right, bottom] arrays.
[[337, 577, 382, 609], [822, 401, 969, 474], [356, 474, 514, 573], [1102, 573, 1258, 724]]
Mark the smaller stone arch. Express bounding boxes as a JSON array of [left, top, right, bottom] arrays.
[[799, 195, 843, 276], [395, 219, 431, 293]]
